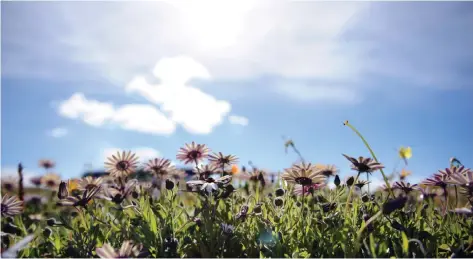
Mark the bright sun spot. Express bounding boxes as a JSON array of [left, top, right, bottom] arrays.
[[167, 0, 258, 50]]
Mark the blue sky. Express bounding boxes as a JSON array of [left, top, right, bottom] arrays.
[[1, 1, 472, 188]]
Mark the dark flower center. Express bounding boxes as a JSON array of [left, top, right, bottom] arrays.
[[47, 180, 56, 187], [321, 170, 333, 177], [1, 204, 6, 213], [357, 164, 371, 172], [295, 177, 312, 186], [117, 161, 130, 171], [187, 151, 201, 160], [205, 178, 215, 183]]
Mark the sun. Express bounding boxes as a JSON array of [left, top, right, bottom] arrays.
[[167, 0, 258, 50]]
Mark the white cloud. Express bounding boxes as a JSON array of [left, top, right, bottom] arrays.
[[58, 93, 176, 135], [3, 1, 472, 104], [48, 127, 68, 138], [102, 147, 161, 163], [126, 57, 231, 134], [228, 115, 249, 126]]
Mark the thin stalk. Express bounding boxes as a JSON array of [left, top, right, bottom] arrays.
[[344, 172, 361, 220], [366, 173, 370, 194], [344, 121, 395, 198], [454, 185, 458, 208]]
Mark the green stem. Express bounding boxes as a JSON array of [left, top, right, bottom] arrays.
[[344, 172, 361, 221], [344, 121, 395, 198]]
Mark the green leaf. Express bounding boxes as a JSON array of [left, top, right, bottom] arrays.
[[439, 244, 450, 251], [401, 232, 409, 255]]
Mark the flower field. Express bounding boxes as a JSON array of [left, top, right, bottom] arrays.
[[1, 122, 472, 258]]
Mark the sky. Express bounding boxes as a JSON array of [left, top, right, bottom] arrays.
[[1, 1, 472, 189]]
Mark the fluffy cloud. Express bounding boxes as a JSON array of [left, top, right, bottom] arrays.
[[126, 57, 231, 134], [3, 1, 472, 103], [58, 56, 233, 135], [102, 147, 161, 163], [58, 93, 176, 135], [48, 127, 68, 138], [228, 115, 249, 126]]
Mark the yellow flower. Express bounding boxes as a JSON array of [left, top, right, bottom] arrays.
[[68, 179, 79, 191], [231, 165, 239, 174], [399, 146, 412, 159], [400, 169, 411, 178], [399, 146, 412, 165]]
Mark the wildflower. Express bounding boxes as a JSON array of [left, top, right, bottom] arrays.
[[235, 205, 249, 221], [282, 162, 326, 186], [400, 169, 411, 180], [449, 207, 473, 217], [78, 176, 103, 191], [321, 202, 337, 213], [169, 169, 187, 182], [393, 181, 418, 194], [275, 188, 285, 197], [1, 195, 23, 217], [58, 181, 69, 199], [439, 166, 470, 178], [104, 151, 139, 178], [96, 241, 142, 258], [398, 146, 412, 165], [57, 186, 101, 208], [103, 179, 138, 204], [274, 197, 284, 207], [231, 165, 239, 174], [293, 183, 326, 196], [176, 142, 210, 165], [362, 194, 369, 202], [343, 154, 385, 174], [346, 176, 355, 186], [46, 218, 58, 227], [195, 164, 218, 180], [221, 223, 235, 236], [447, 169, 473, 197], [41, 173, 61, 189], [334, 175, 341, 187], [382, 196, 408, 215], [145, 158, 174, 178], [208, 152, 239, 169], [240, 167, 269, 184], [1, 177, 17, 192], [315, 164, 339, 177], [30, 176, 42, 187], [165, 179, 175, 190], [38, 159, 55, 170], [186, 175, 232, 194], [354, 180, 370, 189], [253, 203, 263, 215], [421, 173, 450, 189]]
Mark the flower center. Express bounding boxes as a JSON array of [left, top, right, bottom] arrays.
[[1, 204, 6, 213], [117, 161, 129, 171], [4, 183, 14, 190], [295, 177, 312, 186], [188, 151, 201, 160], [357, 164, 370, 172], [206, 178, 215, 183], [47, 180, 56, 187]]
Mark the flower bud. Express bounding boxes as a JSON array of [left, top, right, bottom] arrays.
[[274, 197, 284, 207], [275, 188, 285, 197]]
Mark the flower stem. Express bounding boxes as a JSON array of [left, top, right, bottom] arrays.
[[344, 172, 361, 221], [344, 121, 395, 198]]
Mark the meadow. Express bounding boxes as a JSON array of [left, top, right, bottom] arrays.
[[1, 121, 472, 258]]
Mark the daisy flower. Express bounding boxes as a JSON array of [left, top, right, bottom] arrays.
[[343, 154, 385, 174], [176, 142, 210, 165], [1, 195, 23, 217], [41, 173, 61, 189], [104, 151, 139, 178], [281, 162, 326, 186], [96, 241, 142, 258], [208, 152, 239, 168], [145, 158, 174, 178]]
